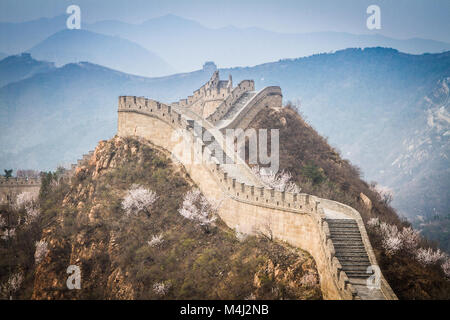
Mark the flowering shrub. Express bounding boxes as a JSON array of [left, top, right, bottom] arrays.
[[442, 259, 450, 278], [378, 222, 403, 256], [399, 227, 420, 252], [121, 185, 158, 217], [147, 234, 164, 247], [300, 272, 317, 287], [15, 192, 37, 209], [1, 227, 15, 240], [234, 225, 248, 242], [368, 219, 421, 256], [178, 189, 217, 228], [252, 166, 301, 193], [153, 282, 170, 296], [416, 248, 447, 266], [34, 240, 48, 264], [15, 191, 40, 225], [1, 272, 24, 296], [368, 217, 450, 277]]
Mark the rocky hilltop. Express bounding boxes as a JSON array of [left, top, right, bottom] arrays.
[[1, 136, 321, 300]]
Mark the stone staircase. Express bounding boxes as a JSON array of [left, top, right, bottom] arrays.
[[327, 219, 385, 299]]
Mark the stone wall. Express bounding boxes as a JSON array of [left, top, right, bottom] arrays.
[[116, 95, 398, 299], [171, 71, 255, 119], [0, 177, 41, 204], [218, 86, 282, 130], [206, 80, 255, 123]]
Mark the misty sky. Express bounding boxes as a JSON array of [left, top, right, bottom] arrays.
[[1, 0, 449, 43]]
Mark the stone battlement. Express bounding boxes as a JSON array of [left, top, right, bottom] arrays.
[[0, 176, 41, 186], [0, 176, 41, 204], [171, 71, 255, 119], [115, 74, 397, 300]]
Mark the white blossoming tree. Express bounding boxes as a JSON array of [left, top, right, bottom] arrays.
[[367, 217, 450, 275], [34, 240, 48, 264], [8, 272, 23, 294], [147, 234, 164, 247], [178, 189, 218, 231], [121, 185, 158, 217], [442, 258, 450, 278], [416, 248, 447, 266], [153, 281, 170, 296], [251, 166, 301, 193], [15, 191, 40, 225]]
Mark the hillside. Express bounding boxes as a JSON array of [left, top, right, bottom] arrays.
[[0, 53, 55, 87], [28, 29, 175, 77], [0, 136, 321, 300], [0, 48, 448, 246], [247, 104, 450, 299]]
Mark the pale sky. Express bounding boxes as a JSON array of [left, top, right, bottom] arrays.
[[1, 0, 449, 42]]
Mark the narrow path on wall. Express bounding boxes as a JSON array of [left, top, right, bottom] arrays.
[[216, 91, 257, 128]]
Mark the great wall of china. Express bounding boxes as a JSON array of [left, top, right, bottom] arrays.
[[116, 71, 398, 300], [0, 70, 398, 300]]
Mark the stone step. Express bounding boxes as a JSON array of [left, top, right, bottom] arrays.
[[335, 249, 367, 255], [345, 271, 374, 279], [332, 240, 365, 246], [329, 228, 361, 233], [327, 218, 358, 222], [339, 259, 370, 269], [335, 248, 367, 253], [342, 265, 372, 272], [331, 234, 362, 240], [328, 225, 360, 230], [336, 252, 369, 259], [327, 219, 358, 224]]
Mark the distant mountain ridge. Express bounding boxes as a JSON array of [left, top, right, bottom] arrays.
[[86, 14, 450, 71], [0, 52, 55, 87], [0, 15, 67, 54], [27, 29, 175, 77], [1, 14, 449, 73]]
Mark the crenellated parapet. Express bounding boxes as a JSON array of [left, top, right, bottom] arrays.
[[115, 73, 397, 300], [170, 71, 255, 119], [0, 176, 41, 186], [0, 176, 41, 204], [206, 79, 255, 124], [214, 86, 282, 129]]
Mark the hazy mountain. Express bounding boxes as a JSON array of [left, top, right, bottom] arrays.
[[0, 15, 66, 54], [216, 48, 449, 222], [86, 14, 450, 72], [0, 59, 216, 171], [0, 52, 6, 60], [27, 29, 175, 77], [0, 48, 448, 229], [0, 53, 55, 87], [2, 13, 449, 74]]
